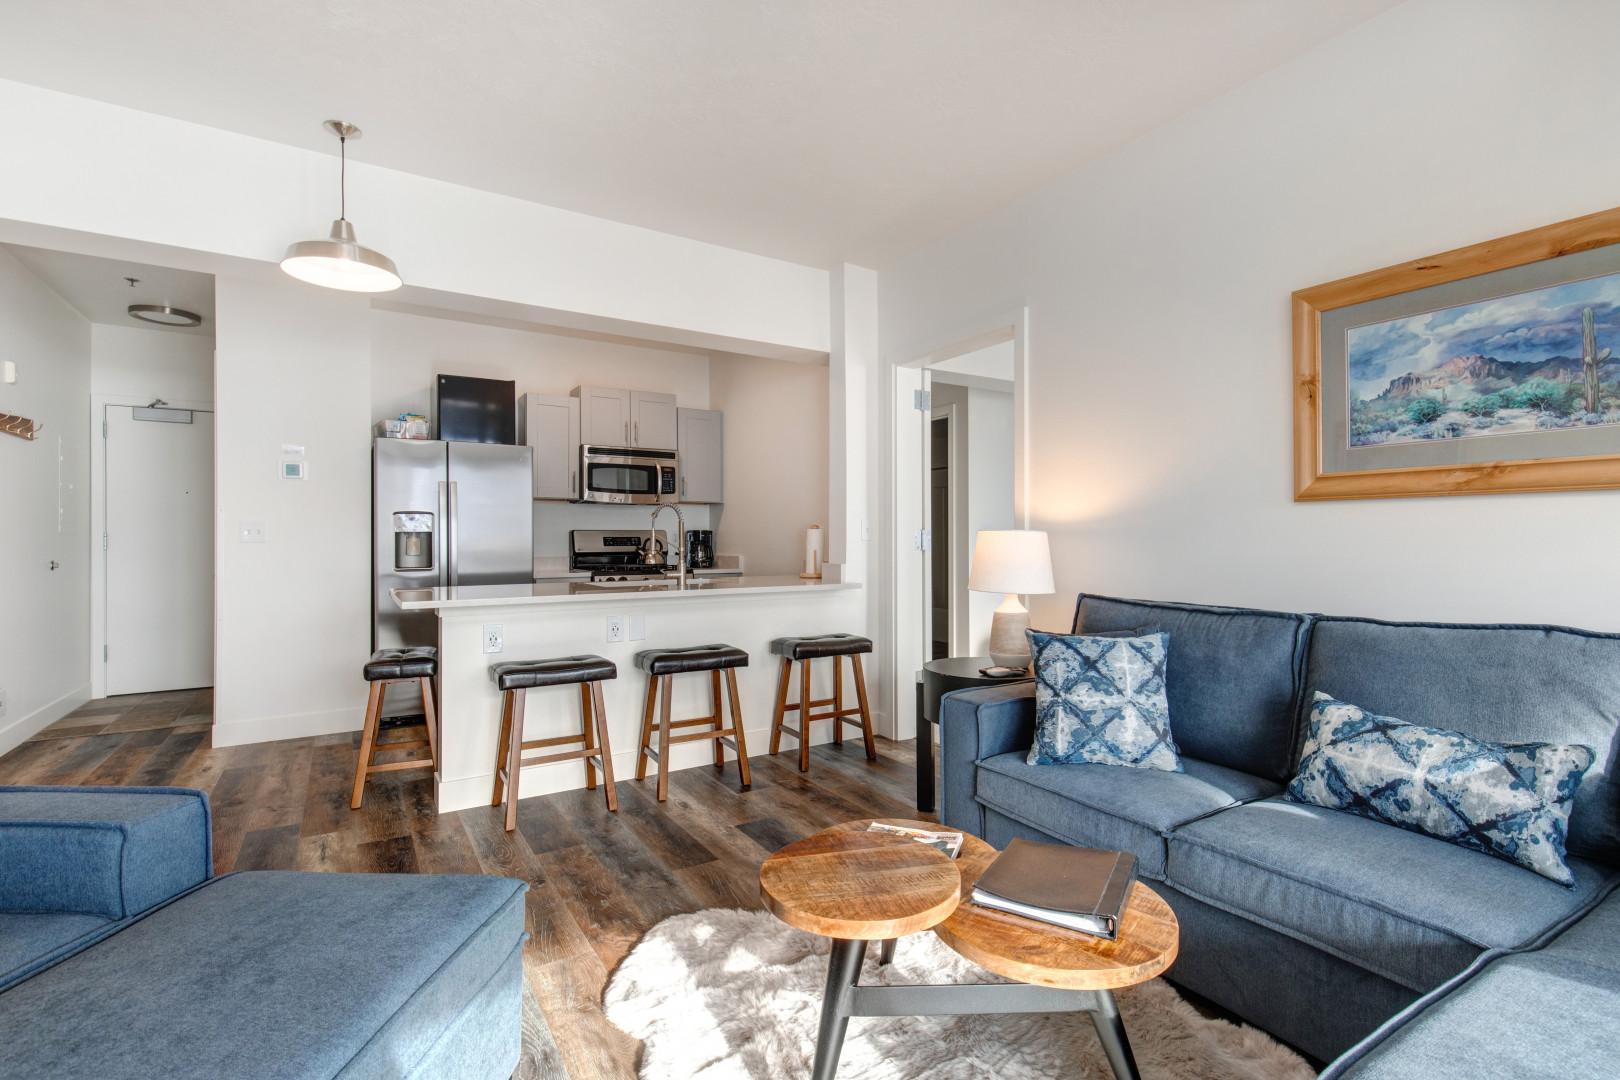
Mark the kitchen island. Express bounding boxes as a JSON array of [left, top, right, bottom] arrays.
[[394, 576, 864, 813]]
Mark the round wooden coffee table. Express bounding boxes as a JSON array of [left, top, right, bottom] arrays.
[[759, 819, 1179, 1080]]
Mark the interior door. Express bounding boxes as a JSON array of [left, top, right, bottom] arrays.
[[105, 405, 214, 695]]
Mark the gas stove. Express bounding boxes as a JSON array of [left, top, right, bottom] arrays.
[[570, 529, 673, 580], [588, 567, 668, 583]]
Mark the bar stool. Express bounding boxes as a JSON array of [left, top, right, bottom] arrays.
[[491, 655, 619, 832], [352, 647, 439, 809], [769, 634, 876, 772], [634, 644, 751, 802]]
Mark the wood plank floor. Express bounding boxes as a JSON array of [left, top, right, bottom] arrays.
[[2, 689, 934, 1079]]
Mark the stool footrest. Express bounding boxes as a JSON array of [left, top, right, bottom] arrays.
[[373, 737, 430, 751], [521, 733, 586, 751], [782, 697, 838, 712], [669, 714, 722, 730], [777, 708, 866, 738], [669, 727, 738, 746], [366, 757, 434, 774]]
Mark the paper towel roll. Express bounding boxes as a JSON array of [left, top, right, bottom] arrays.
[[800, 524, 823, 579]]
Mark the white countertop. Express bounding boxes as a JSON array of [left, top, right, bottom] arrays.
[[393, 575, 856, 611]]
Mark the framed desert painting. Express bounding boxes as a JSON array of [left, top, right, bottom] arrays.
[[1294, 206, 1620, 499]]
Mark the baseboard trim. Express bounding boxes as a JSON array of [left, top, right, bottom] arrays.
[[0, 684, 93, 758], [210, 705, 362, 748]]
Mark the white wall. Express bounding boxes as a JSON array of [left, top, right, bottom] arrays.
[[881, 0, 1620, 634], [212, 274, 373, 746], [0, 77, 829, 354], [0, 247, 91, 751], [90, 323, 213, 402], [707, 354, 830, 575]]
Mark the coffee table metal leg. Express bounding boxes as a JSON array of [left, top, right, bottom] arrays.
[[812, 938, 867, 1080], [1088, 990, 1141, 1080], [877, 938, 896, 966]]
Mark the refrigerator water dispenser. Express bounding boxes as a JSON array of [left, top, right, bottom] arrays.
[[393, 512, 435, 571]]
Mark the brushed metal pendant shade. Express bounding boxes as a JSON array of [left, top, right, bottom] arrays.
[[280, 121, 402, 293]]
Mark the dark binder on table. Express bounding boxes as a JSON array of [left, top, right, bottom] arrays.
[[970, 839, 1138, 939]]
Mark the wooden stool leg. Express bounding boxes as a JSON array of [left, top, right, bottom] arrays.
[[725, 668, 752, 791], [351, 680, 384, 809], [852, 654, 877, 761], [591, 680, 618, 812], [503, 689, 526, 832], [656, 674, 674, 802], [769, 656, 792, 755], [711, 669, 729, 768], [833, 656, 844, 746], [491, 689, 513, 807], [636, 677, 657, 781], [798, 658, 813, 773], [419, 677, 438, 770], [580, 683, 598, 790]]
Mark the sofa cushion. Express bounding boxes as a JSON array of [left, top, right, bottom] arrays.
[[1168, 797, 1618, 993], [0, 912, 111, 989], [1329, 891, 1620, 1079], [1073, 595, 1310, 781], [1303, 617, 1620, 864], [0, 870, 527, 1080], [1027, 629, 1182, 771], [976, 752, 1280, 878], [0, 786, 211, 920], [1288, 692, 1592, 885]]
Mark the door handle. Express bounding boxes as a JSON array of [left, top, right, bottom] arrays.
[[447, 480, 460, 587], [624, 419, 630, 444], [570, 468, 577, 497], [634, 420, 639, 445], [681, 476, 686, 498]]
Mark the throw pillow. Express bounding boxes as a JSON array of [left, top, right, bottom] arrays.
[[1286, 691, 1593, 885], [1025, 629, 1182, 772]]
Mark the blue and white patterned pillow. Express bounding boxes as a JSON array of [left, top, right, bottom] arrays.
[[1026, 629, 1182, 772], [1286, 692, 1593, 885]]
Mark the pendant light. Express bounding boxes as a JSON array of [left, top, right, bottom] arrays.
[[280, 120, 402, 293]]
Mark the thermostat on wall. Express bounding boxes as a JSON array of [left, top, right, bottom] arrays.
[[280, 460, 306, 480]]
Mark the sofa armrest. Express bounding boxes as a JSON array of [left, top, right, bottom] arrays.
[[0, 786, 212, 919], [939, 684, 1036, 836]]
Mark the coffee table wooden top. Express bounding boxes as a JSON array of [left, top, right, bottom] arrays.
[[935, 832, 1180, 991], [759, 819, 963, 940], [761, 819, 1180, 991]]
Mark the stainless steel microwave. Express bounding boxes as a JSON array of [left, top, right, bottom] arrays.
[[579, 445, 679, 504]]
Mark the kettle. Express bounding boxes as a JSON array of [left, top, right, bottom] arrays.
[[639, 535, 668, 567]]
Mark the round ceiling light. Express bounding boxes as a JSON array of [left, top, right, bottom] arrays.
[[279, 120, 402, 294], [128, 304, 203, 327]]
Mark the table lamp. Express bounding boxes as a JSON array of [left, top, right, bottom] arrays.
[[969, 530, 1055, 670]]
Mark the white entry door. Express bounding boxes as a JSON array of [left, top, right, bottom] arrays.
[[105, 405, 214, 695]]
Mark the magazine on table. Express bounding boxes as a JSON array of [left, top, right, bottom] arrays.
[[866, 822, 964, 859]]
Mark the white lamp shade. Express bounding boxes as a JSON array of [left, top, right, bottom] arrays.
[[969, 530, 1054, 595]]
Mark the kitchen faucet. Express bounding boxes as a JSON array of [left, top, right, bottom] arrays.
[[650, 503, 687, 588]]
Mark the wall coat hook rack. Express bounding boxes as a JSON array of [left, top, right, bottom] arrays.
[[1, 412, 42, 441]]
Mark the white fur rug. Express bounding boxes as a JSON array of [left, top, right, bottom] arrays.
[[603, 908, 1312, 1079]]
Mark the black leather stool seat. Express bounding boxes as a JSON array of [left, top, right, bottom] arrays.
[[364, 647, 439, 681], [635, 644, 749, 676], [770, 634, 873, 661], [491, 655, 617, 692]]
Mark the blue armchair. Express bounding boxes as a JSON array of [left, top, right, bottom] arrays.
[[0, 785, 529, 1079]]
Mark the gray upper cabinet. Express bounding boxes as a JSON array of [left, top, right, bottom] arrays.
[[574, 385, 631, 446], [573, 386, 678, 449], [519, 393, 580, 500], [630, 391, 677, 449], [677, 407, 724, 503]]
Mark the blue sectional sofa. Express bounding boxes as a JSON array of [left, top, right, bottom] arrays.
[[0, 785, 528, 1079], [940, 595, 1620, 1070]]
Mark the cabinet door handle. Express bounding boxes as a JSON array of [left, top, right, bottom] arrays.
[[624, 419, 629, 443], [634, 420, 639, 444]]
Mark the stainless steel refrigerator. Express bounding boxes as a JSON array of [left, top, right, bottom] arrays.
[[373, 438, 534, 651]]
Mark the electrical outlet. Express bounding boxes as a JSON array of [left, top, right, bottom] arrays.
[[605, 615, 627, 644], [627, 615, 647, 642], [482, 624, 504, 654]]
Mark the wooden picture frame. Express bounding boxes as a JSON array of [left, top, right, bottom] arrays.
[[1294, 206, 1620, 500]]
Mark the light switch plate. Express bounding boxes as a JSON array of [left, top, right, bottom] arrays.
[[627, 615, 646, 641], [482, 624, 504, 654], [2, 360, 15, 384], [239, 521, 266, 543]]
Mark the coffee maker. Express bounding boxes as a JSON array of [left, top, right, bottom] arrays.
[[685, 530, 715, 569]]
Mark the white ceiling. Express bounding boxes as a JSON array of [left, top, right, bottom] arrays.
[[5, 245, 215, 336], [0, 1, 1395, 268]]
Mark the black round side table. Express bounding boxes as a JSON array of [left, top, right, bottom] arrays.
[[917, 656, 1033, 813]]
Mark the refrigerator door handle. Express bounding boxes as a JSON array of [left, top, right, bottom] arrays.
[[446, 480, 460, 587], [436, 480, 449, 588]]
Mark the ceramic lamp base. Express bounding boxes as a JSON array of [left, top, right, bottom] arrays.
[[988, 594, 1032, 670]]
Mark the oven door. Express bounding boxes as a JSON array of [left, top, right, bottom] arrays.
[[580, 448, 674, 504]]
